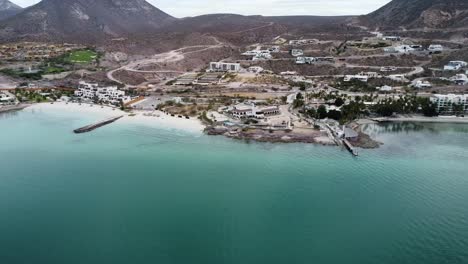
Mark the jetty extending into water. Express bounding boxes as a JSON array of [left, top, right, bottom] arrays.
[[73, 115, 124, 134], [343, 139, 359, 157], [0, 104, 30, 114]]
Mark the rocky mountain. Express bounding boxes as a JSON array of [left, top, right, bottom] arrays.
[[0, 0, 22, 21], [362, 0, 468, 29], [0, 0, 176, 42]]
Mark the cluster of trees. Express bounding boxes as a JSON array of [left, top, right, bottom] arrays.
[[0, 68, 43, 80], [371, 96, 438, 117]]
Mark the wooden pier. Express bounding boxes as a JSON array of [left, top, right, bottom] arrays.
[[73, 116, 124, 134], [343, 139, 359, 157]]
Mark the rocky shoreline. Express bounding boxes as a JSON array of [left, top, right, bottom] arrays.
[[206, 126, 336, 145]]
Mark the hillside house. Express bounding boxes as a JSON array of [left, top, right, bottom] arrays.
[[428, 44, 444, 53], [290, 49, 304, 57], [450, 74, 468, 85], [414, 80, 432, 89], [382, 36, 401, 41], [209, 62, 241, 72], [344, 75, 369, 82], [444, 61, 468, 71]]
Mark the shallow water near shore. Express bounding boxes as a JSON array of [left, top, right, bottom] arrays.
[[1, 108, 468, 264]]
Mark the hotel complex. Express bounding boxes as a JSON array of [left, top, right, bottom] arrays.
[[431, 94, 468, 114]]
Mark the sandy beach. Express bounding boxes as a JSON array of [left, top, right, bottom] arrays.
[[26, 102, 205, 134]]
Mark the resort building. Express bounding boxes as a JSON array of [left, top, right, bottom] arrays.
[[231, 104, 280, 119], [209, 62, 241, 72], [430, 94, 468, 114], [74, 81, 131, 105]]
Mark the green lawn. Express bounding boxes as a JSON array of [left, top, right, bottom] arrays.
[[67, 50, 97, 64]]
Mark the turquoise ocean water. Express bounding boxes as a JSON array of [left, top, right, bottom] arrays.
[[0, 107, 467, 264]]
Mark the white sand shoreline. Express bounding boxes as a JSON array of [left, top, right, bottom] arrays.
[[26, 102, 205, 134]]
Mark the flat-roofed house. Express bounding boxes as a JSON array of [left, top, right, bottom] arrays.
[[209, 62, 241, 72]]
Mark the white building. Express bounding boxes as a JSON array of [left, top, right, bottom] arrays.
[[430, 94, 468, 114], [387, 74, 408, 82], [344, 75, 368, 82], [289, 39, 316, 46], [0, 91, 16, 104], [280, 71, 297, 76], [242, 50, 259, 56], [414, 80, 432, 89], [252, 53, 273, 61], [296, 57, 316, 64], [380, 66, 397, 72], [428, 44, 443, 53], [382, 36, 401, 41], [209, 62, 241, 72], [377, 85, 393, 92], [444, 61, 468, 71], [231, 104, 280, 119], [268, 46, 280, 53], [395, 45, 415, 53], [450, 74, 468, 85], [290, 49, 304, 57], [74, 81, 131, 105], [359, 72, 380, 78]]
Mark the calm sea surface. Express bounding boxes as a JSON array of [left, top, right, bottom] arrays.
[[1, 108, 468, 264]]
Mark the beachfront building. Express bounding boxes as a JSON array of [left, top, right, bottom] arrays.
[[74, 81, 131, 105], [430, 94, 468, 114], [231, 104, 280, 119], [0, 91, 16, 105], [209, 62, 241, 72]]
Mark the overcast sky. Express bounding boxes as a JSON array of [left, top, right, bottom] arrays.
[[12, 0, 391, 17]]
